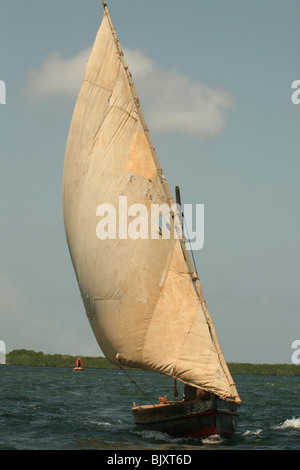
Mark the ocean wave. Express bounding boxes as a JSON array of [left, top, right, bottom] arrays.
[[273, 417, 300, 430], [89, 420, 111, 426], [243, 429, 262, 436], [202, 434, 224, 444], [137, 429, 182, 443]]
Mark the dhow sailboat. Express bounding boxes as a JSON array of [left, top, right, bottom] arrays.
[[63, 1, 241, 439]]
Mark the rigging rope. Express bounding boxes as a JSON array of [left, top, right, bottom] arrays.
[[116, 355, 156, 407]]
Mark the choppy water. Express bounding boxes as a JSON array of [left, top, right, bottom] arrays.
[[0, 366, 299, 451]]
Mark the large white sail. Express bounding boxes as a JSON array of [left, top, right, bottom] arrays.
[[63, 4, 240, 403]]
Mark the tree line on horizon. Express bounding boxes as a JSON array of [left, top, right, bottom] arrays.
[[4, 349, 300, 376]]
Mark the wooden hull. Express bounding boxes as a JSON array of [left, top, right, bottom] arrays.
[[132, 397, 239, 439], [73, 367, 84, 371]]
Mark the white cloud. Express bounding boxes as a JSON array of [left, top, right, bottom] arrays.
[[124, 48, 233, 139], [25, 47, 91, 97], [25, 46, 233, 139]]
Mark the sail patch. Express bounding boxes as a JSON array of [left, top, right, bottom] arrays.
[[124, 130, 157, 181]]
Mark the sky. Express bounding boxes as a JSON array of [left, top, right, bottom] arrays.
[[1, 0, 299, 364]]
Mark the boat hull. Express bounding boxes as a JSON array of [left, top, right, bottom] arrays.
[[132, 397, 239, 439]]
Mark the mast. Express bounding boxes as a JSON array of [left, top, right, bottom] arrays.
[[101, 1, 240, 404]]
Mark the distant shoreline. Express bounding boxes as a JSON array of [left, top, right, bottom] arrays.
[[4, 349, 300, 376]]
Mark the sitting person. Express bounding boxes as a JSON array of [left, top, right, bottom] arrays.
[[183, 384, 210, 401]]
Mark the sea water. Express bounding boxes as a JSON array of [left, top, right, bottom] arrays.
[[0, 366, 299, 451]]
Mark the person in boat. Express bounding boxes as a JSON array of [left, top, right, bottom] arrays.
[[183, 384, 209, 401]]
